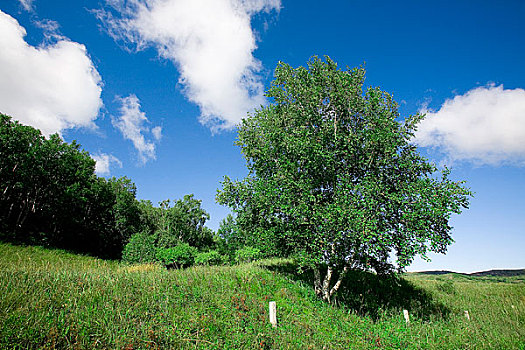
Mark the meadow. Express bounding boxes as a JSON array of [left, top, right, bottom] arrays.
[[0, 242, 523, 349]]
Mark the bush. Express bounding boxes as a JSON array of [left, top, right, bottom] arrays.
[[121, 232, 157, 264], [195, 250, 225, 266], [234, 246, 262, 264], [156, 243, 198, 268]]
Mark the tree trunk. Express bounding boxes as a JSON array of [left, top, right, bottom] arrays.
[[15, 202, 26, 229], [314, 264, 350, 304], [322, 266, 334, 302], [7, 202, 15, 221], [313, 266, 322, 297], [328, 265, 349, 301]]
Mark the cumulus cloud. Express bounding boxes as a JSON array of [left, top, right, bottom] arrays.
[[0, 10, 103, 136], [96, 0, 280, 131], [415, 85, 525, 166], [112, 95, 161, 164], [92, 153, 123, 175]]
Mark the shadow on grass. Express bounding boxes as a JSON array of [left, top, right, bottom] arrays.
[[261, 260, 449, 321]]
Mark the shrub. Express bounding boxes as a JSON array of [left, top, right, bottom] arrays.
[[234, 246, 262, 264], [156, 243, 198, 268], [121, 232, 157, 264], [195, 250, 225, 266]]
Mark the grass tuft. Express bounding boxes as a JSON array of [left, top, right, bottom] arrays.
[[120, 263, 163, 274]]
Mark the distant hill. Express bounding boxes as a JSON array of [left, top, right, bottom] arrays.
[[468, 269, 525, 277], [414, 270, 457, 275], [414, 269, 525, 277]]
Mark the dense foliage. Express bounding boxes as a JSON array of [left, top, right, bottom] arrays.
[[217, 57, 472, 302], [156, 243, 198, 269], [215, 214, 244, 257], [0, 114, 215, 260], [141, 196, 215, 249], [121, 196, 217, 267], [0, 114, 142, 258], [121, 231, 157, 264], [234, 246, 262, 264], [194, 250, 225, 266]]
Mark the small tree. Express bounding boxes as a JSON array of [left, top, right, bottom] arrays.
[[143, 195, 214, 249], [215, 214, 244, 256], [156, 243, 198, 269], [122, 231, 157, 264], [217, 57, 472, 303]]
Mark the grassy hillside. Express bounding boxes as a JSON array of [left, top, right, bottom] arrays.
[[413, 269, 525, 282], [0, 243, 523, 349]]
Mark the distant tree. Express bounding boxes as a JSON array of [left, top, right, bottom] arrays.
[[87, 177, 142, 258], [136, 199, 158, 234], [213, 214, 245, 260], [107, 177, 142, 243], [216, 214, 243, 250], [138, 195, 214, 249], [168, 194, 213, 248], [217, 57, 472, 303]]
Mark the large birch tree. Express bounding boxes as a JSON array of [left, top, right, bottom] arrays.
[[217, 57, 472, 303]]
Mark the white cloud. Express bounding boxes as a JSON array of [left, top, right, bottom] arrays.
[[97, 0, 280, 131], [18, 0, 33, 12], [92, 153, 123, 175], [112, 94, 161, 164], [34, 19, 61, 39], [151, 125, 162, 141], [0, 10, 103, 136], [415, 85, 525, 166]]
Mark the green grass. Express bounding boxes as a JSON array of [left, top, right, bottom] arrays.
[[0, 242, 523, 349]]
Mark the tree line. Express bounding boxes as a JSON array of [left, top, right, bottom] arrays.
[[0, 114, 221, 259]]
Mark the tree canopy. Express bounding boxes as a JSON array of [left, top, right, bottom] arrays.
[[139, 195, 214, 249], [217, 57, 472, 302]]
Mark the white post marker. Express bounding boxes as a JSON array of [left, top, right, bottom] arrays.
[[403, 309, 410, 325], [269, 301, 277, 328], [464, 310, 470, 321]]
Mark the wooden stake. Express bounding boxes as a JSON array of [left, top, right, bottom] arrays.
[[403, 309, 410, 325], [269, 301, 277, 328], [464, 310, 470, 321]]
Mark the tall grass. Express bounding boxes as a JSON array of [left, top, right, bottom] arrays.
[[0, 242, 523, 349]]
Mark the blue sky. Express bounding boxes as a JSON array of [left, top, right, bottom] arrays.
[[1, 0, 524, 272]]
